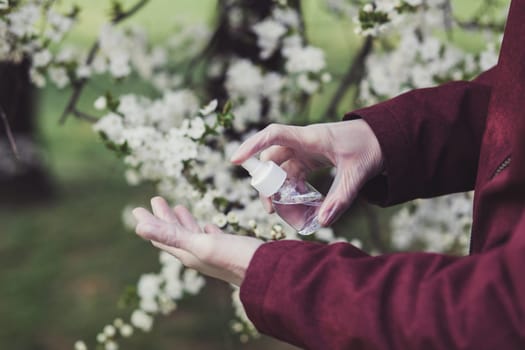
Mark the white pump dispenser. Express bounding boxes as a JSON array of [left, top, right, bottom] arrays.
[[241, 157, 287, 197]]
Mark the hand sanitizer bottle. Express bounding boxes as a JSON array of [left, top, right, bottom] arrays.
[[241, 157, 324, 235]]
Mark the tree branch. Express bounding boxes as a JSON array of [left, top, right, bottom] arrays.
[[72, 108, 99, 123], [0, 105, 20, 160], [322, 36, 373, 120], [442, 0, 454, 35], [59, 0, 150, 125], [454, 18, 505, 32]]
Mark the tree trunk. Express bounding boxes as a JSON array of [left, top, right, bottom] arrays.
[[196, 0, 302, 130], [0, 59, 55, 205]]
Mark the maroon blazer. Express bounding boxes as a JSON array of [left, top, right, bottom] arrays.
[[240, 1, 525, 349]]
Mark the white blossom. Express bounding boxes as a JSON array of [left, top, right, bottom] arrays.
[[252, 19, 287, 59], [105, 340, 118, 350], [120, 324, 134, 338], [33, 50, 52, 67], [261, 72, 285, 96], [93, 113, 125, 144], [226, 59, 263, 98], [321, 72, 332, 83], [76, 64, 91, 78], [94, 96, 107, 110], [227, 212, 239, 224], [272, 7, 300, 28], [96, 333, 106, 343], [212, 213, 228, 228], [297, 73, 320, 94], [74, 341, 87, 350], [284, 45, 326, 74], [137, 274, 161, 300], [350, 238, 363, 249], [113, 318, 124, 328], [29, 68, 46, 88], [480, 43, 498, 70], [405, 0, 423, 6], [182, 269, 206, 295], [103, 325, 116, 337], [139, 297, 158, 313], [182, 117, 206, 139], [7, 4, 39, 37], [109, 51, 131, 78], [45, 10, 74, 42], [199, 99, 218, 116], [130, 309, 153, 332], [48, 67, 69, 88], [158, 294, 177, 314], [125, 169, 141, 186]]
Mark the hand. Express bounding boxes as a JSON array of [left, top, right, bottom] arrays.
[[132, 197, 263, 286], [230, 120, 383, 226]]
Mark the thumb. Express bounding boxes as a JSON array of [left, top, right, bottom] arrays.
[[318, 167, 360, 226]]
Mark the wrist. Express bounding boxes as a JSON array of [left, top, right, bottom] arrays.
[[357, 119, 385, 178], [229, 238, 264, 286]]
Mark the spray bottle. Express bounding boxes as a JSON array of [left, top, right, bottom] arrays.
[[241, 157, 324, 235]]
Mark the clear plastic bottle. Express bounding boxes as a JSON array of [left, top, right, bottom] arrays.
[[241, 157, 324, 235]]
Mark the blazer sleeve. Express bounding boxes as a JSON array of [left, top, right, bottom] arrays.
[[348, 67, 497, 206], [240, 213, 525, 350]]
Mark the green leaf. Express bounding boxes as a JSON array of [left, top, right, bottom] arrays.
[[218, 112, 235, 128], [222, 100, 233, 115], [117, 286, 139, 309]]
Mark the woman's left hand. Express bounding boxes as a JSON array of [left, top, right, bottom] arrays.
[[132, 196, 263, 286]]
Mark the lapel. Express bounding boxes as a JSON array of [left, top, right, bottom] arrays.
[[477, 0, 525, 183]]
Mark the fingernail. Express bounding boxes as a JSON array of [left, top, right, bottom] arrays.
[[230, 153, 240, 163], [320, 206, 337, 226], [151, 196, 163, 205]]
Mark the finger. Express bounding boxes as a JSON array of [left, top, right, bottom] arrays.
[[260, 145, 294, 165], [135, 216, 192, 250], [132, 207, 158, 224], [135, 221, 163, 242], [151, 196, 179, 224], [173, 205, 201, 232], [151, 240, 200, 267], [318, 168, 359, 226], [279, 159, 307, 180], [259, 193, 274, 213], [203, 223, 223, 234], [230, 124, 312, 164]]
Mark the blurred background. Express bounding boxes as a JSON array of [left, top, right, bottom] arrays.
[[0, 0, 492, 349]]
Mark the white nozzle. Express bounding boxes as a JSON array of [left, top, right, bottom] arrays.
[[241, 157, 262, 175], [241, 157, 287, 197]]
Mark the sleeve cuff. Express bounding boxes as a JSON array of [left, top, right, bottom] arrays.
[[240, 240, 368, 339], [344, 100, 415, 206], [239, 240, 305, 336]]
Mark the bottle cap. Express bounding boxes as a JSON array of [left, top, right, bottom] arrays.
[[241, 157, 287, 197]]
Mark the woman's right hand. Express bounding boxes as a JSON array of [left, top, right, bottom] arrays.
[[230, 119, 384, 227]]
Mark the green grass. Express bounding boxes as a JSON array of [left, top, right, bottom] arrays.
[[0, 0, 503, 349]]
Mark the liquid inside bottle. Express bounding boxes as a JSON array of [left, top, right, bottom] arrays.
[[272, 179, 324, 235]]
